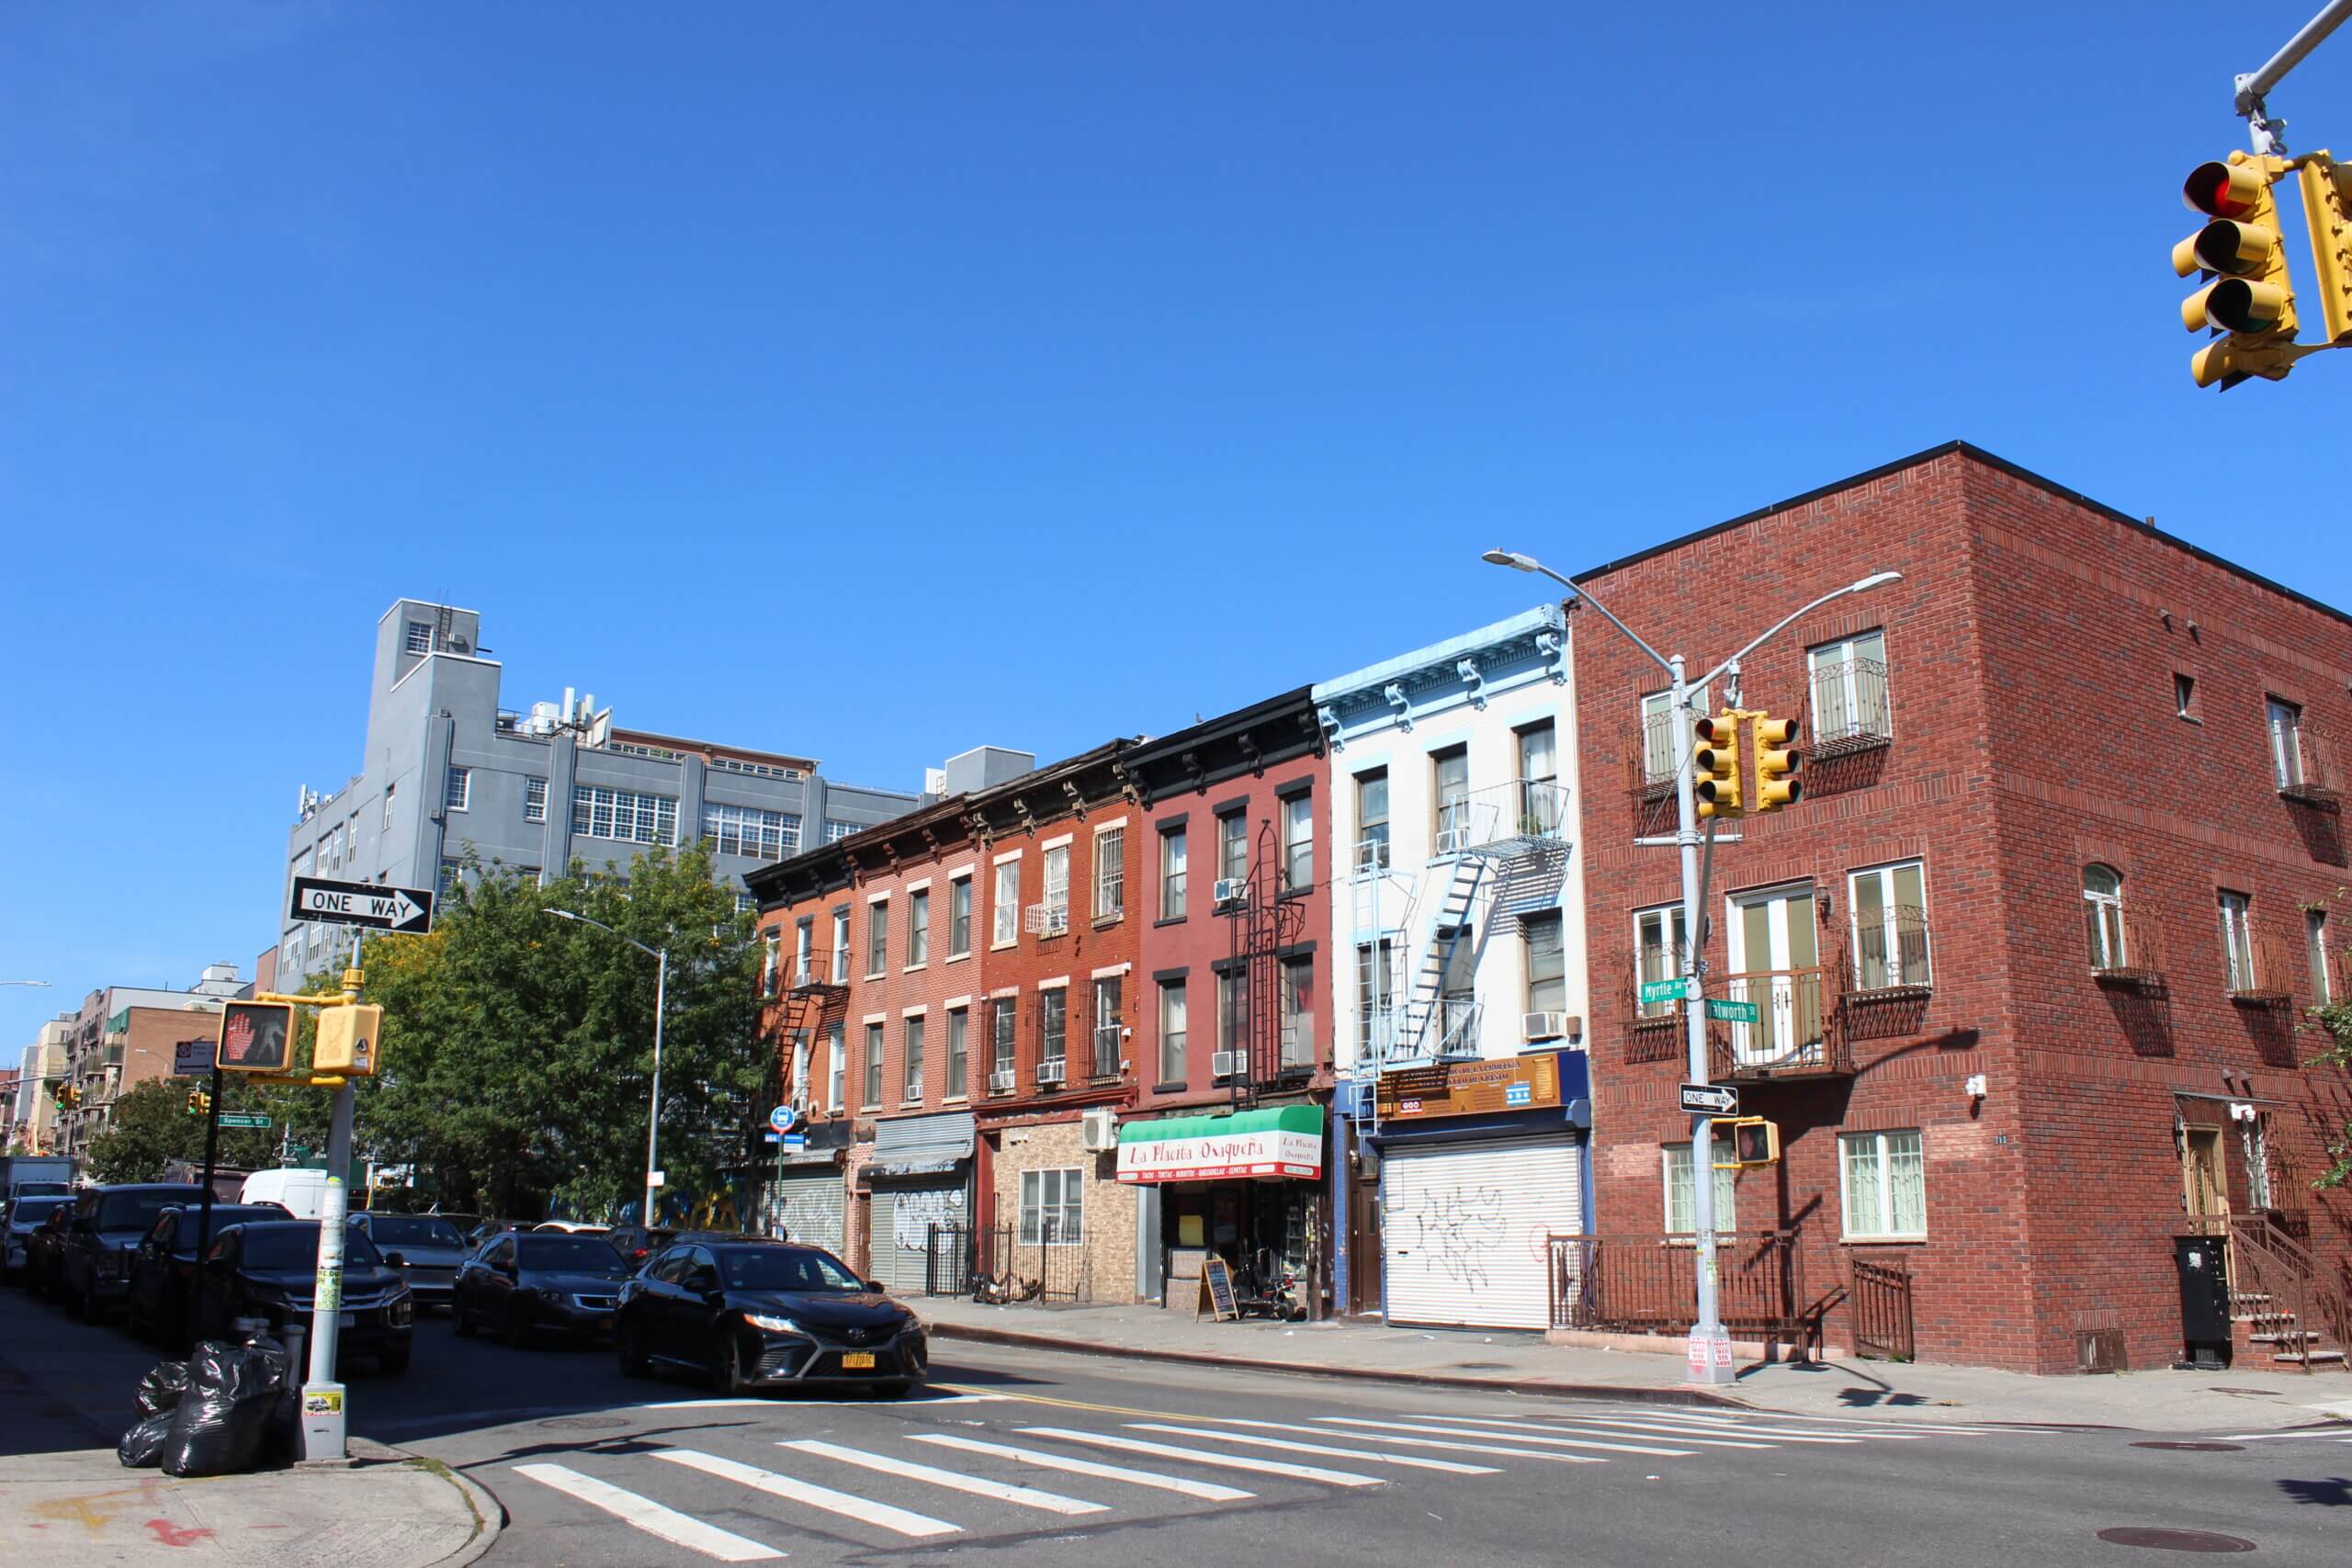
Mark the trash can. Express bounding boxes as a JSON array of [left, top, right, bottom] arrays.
[[2173, 1235, 2232, 1369]]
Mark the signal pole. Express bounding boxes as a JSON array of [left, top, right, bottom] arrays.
[[2237, 0, 2352, 155]]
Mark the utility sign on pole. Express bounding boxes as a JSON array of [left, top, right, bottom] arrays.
[[1679, 1082, 1740, 1116], [288, 876, 435, 934]]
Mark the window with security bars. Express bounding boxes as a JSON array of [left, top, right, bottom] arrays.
[[1019, 1168, 1083, 1246], [1042, 845, 1070, 925], [1663, 1143, 1736, 1235], [571, 785, 678, 845], [1095, 827, 1125, 918], [702, 803, 798, 860], [1839, 1129, 1926, 1239]]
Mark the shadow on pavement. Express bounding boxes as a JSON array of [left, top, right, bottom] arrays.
[[2278, 1476, 2352, 1507]]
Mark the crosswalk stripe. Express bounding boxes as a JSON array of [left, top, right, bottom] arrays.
[[1121, 1423, 1500, 1474], [1018, 1427, 1387, 1487], [654, 1448, 958, 1539], [1183, 1416, 1603, 1465], [1590, 1411, 1928, 1441], [511, 1463, 784, 1562], [776, 1438, 1107, 1515], [908, 1434, 1255, 1501], [1437, 1415, 1779, 1450], [1577, 1413, 1864, 1446], [1623, 1408, 1996, 1435], [1314, 1416, 1694, 1458]]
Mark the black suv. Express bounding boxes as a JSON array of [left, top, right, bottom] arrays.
[[193, 1220, 415, 1375], [616, 1240, 926, 1396], [455, 1231, 633, 1344], [58, 1185, 209, 1322], [125, 1203, 290, 1345]]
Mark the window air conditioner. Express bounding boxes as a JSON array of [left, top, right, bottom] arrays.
[[1521, 1010, 1576, 1043], [1435, 827, 1471, 855], [1210, 1050, 1245, 1078], [1023, 903, 1070, 936], [1213, 878, 1250, 905], [1036, 1059, 1067, 1086], [989, 1069, 1015, 1093], [1080, 1106, 1118, 1152]]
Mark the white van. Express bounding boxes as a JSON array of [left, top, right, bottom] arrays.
[[241, 1168, 331, 1219]]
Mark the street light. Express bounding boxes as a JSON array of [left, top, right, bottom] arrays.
[[0, 980, 51, 987], [1485, 546, 1902, 1385], [547, 909, 671, 1227]]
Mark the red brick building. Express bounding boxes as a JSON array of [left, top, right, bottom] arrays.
[[1574, 442, 2352, 1374]]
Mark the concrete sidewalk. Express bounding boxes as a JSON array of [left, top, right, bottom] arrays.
[[916, 1295, 2352, 1432]]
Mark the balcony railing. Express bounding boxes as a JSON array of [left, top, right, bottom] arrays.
[[1548, 1231, 1807, 1346], [790, 960, 845, 994], [1809, 657, 1894, 759], [2273, 720, 2345, 807], [1713, 966, 1850, 1077], [2089, 908, 2169, 990], [1849, 906, 1932, 996], [2227, 928, 2301, 1008], [1432, 782, 1573, 860]]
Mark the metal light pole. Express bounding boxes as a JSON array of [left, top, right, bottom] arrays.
[[1483, 548, 1900, 1385], [2234, 0, 2352, 154], [548, 909, 670, 1225]]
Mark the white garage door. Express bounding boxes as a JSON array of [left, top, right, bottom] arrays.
[[764, 1168, 845, 1258], [1381, 1136, 1581, 1330]]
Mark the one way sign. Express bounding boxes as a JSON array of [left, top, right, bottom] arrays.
[[288, 875, 435, 934]]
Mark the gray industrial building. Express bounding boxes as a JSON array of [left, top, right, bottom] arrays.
[[280, 599, 920, 980]]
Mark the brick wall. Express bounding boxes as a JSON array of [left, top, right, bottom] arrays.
[[991, 1118, 1136, 1305]]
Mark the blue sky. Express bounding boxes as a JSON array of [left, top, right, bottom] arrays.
[[4, 3, 2347, 1047]]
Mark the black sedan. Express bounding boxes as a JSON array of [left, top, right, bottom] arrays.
[[347, 1212, 469, 1308], [193, 1221, 415, 1375], [616, 1240, 926, 1396], [125, 1203, 291, 1345], [3, 1194, 73, 1281], [455, 1231, 632, 1345]]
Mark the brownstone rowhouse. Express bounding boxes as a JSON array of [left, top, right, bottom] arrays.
[[1576, 441, 2352, 1375]]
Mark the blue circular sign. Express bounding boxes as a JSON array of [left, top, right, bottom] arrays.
[[768, 1103, 799, 1134]]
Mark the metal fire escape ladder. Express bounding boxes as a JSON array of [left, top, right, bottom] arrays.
[[1393, 854, 1493, 1062]]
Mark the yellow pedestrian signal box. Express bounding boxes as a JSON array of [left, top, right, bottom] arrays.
[[1752, 716, 1802, 811], [1711, 1116, 1781, 1169], [313, 1004, 384, 1077], [216, 1000, 295, 1074], [2298, 152, 2352, 346], [1693, 714, 1742, 818]]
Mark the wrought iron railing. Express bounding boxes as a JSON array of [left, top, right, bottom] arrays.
[[1849, 906, 1932, 994], [1548, 1231, 1805, 1346], [2230, 1212, 2351, 1373], [2090, 908, 2169, 989], [1809, 656, 1894, 758], [2226, 928, 2301, 1006], [1713, 966, 1851, 1077], [1850, 1254, 1916, 1360]]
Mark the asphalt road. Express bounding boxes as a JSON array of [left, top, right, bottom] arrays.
[[6, 1282, 2347, 1566]]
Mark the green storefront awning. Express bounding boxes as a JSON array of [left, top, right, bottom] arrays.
[[1114, 1104, 1324, 1183], [1116, 1104, 1323, 1144]]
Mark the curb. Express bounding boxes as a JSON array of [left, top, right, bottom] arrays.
[[927, 1320, 1750, 1408], [362, 1440, 505, 1568]]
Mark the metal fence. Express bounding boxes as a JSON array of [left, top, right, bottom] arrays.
[[1548, 1231, 1806, 1348], [1849, 1254, 1916, 1360], [924, 1218, 1090, 1303]]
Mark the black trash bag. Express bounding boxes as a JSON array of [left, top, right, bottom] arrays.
[[159, 1337, 290, 1478], [134, 1359, 189, 1419], [118, 1411, 175, 1468]]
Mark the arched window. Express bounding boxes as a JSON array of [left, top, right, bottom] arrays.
[[2083, 864, 2125, 971]]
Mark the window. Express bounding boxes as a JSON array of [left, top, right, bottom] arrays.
[[760, 932, 779, 995], [824, 819, 857, 843], [991, 999, 1017, 1084], [1283, 794, 1314, 890], [1635, 905, 1688, 1018], [1094, 827, 1125, 918], [993, 861, 1022, 945], [2220, 890, 2256, 992], [1218, 812, 1248, 886], [1517, 721, 1562, 832], [404, 620, 434, 654], [863, 1023, 884, 1108], [2083, 864, 2126, 970], [1356, 769, 1390, 871], [866, 899, 888, 975], [1663, 1143, 1737, 1235], [790, 1040, 809, 1108], [903, 1015, 926, 1102], [1217, 970, 1248, 1066], [1159, 979, 1188, 1083], [1280, 956, 1314, 1067], [1524, 911, 1566, 1015], [946, 1008, 968, 1099], [1639, 684, 1712, 784], [702, 804, 799, 860], [831, 911, 851, 983], [1355, 939, 1395, 1053], [1159, 826, 1188, 919], [1092, 976, 1123, 1076], [2310, 908, 2333, 1006], [1432, 747, 1470, 847], [524, 777, 548, 822], [949, 874, 973, 956], [438, 859, 464, 901], [383, 784, 395, 829], [1839, 1129, 1927, 1239], [1019, 1168, 1084, 1246], [793, 919, 813, 984], [2268, 697, 2305, 789], [446, 766, 470, 811], [2245, 1113, 2275, 1209], [907, 887, 930, 967], [1808, 630, 1891, 748], [2175, 673, 2199, 720], [827, 1025, 845, 1111], [1039, 989, 1068, 1077], [1849, 862, 1930, 991], [571, 785, 679, 846], [1042, 844, 1070, 925]]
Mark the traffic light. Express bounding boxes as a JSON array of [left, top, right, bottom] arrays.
[[216, 1000, 294, 1074], [1752, 716, 1802, 811], [65, 1084, 82, 1110], [1711, 1116, 1781, 1169], [186, 1089, 212, 1117], [2297, 152, 2352, 346], [1692, 714, 1742, 818], [2176, 153, 2300, 389], [313, 1004, 382, 1077]]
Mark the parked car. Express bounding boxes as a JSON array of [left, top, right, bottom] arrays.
[[192, 1220, 413, 1375], [466, 1220, 522, 1251], [22, 1203, 73, 1296], [615, 1240, 927, 1396], [125, 1203, 292, 1345], [59, 1184, 209, 1322], [455, 1230, 633, 1345], [240, 1168, 331, 1218], [3, 1194, 74, 1282], [604, 1224, 676, 1269], [532, 1220, 609, 1235], [346, 1213, 468, 1309]]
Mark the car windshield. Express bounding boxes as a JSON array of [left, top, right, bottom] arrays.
[[364, 1216, 464, 1247], [240, 1226, 385, 1271], [98, 1190, 205, 1231], [717, 1247, 863, 1292], [518, 1237, 627, 1274], [7, 1197, 70, 1225]]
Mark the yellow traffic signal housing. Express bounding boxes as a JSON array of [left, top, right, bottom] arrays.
[[313, 1004, 384, 1077], [2176, 154, 2299, 389], [1752, 716, 1802, 811], [1692, 714, 1742, 818], [216, 1000, 295, 1074], [185, 1089, 210, 1116], [1711, 1116, 1781, 1169], [2298, 152, 2352, 346]]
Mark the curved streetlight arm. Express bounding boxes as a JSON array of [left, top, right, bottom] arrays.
[[546, 908, 662, 964], [1692, 570, 1902, 692], [1483, 549, 1672, 674]]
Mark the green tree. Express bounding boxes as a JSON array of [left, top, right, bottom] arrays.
[[85, 1077, 290, 1184]]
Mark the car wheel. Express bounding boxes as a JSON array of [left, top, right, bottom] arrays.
[[452, 1296, 476, 1337], [708, 1329, 747, 1396], [616, 1315, 650, 1378]]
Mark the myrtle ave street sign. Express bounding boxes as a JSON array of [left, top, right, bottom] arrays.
[[1679, 1082, 1740, 1115], [1640, 976, 1702, 1006], [288, 876, 435, 934]]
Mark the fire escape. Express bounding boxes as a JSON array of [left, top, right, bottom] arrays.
[[1216, 819, 1310, 1109]]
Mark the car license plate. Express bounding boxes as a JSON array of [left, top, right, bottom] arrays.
[[841, 1351, 876, 1370], [339, 1313, 356, 1329]]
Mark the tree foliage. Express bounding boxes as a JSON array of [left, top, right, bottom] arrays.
[[2312, 997, 2352, 1190], [85, 1077, 288, 1185]]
